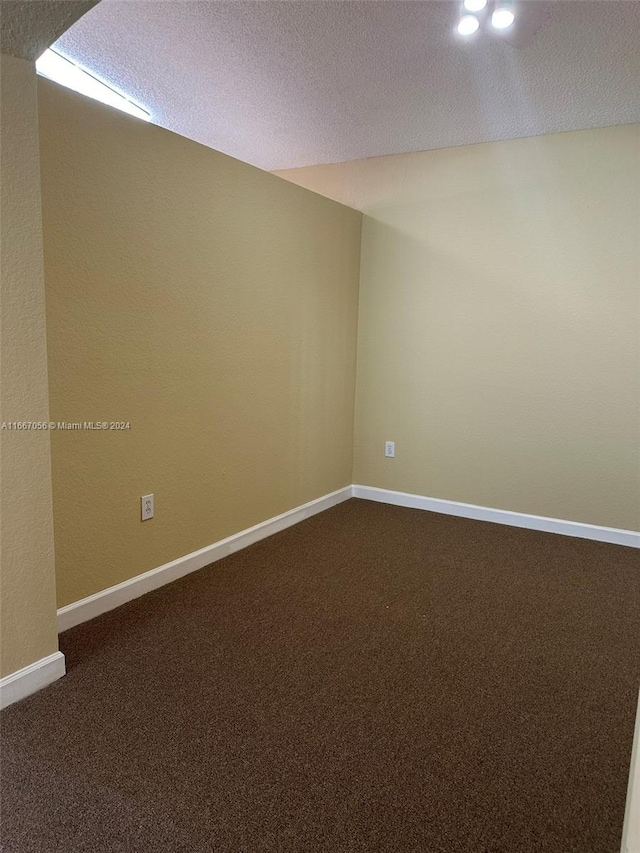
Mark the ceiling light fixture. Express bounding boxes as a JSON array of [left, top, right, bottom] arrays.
[[463, 0, 488, 12], [457, 14, 480, 35], [491, 5, 516, 29], [36, 49, 151, 122]]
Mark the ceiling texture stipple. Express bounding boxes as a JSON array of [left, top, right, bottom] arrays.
[[0, 0, 99, 61], [52, 0, 640, 171]]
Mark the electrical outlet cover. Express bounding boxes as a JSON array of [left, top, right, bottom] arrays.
[[141, 494, 154, 520]]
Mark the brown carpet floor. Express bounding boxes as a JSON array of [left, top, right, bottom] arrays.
[[1, 499, 639, 852]]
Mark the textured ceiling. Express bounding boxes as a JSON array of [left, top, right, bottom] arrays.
[[0, 0, 98, 61], [53, 0, 640, 171]]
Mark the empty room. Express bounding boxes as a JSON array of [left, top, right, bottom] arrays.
[[1, 1, 638, 851]]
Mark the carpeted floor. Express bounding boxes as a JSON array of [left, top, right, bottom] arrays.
[[1, 499, 639, 852]]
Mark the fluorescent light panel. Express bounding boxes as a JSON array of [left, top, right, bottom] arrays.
[[36, 49, 150, 122]]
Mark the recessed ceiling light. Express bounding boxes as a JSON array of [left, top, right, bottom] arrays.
[[457, 15, 480, 35], [491, 7, 516, 29], [463, 0, 488, 12], [36, 49, 151, 122]]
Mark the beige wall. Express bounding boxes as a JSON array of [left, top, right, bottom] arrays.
[[38, 80, 362, 608], [0, 54, 59, 677], [278, 126, 640, 530]]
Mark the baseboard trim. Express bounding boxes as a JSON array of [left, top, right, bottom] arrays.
[[622, 689, 640, 853], [57, 486, 352, 632], [0, 651, 66, 710], [57, 483, 638, 633], [352, 485, 640, 549]]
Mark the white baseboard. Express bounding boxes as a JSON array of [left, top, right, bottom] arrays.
[[57, 486, 352, 632], [58, 483, 638, 633], [622, 689, 640, 853], [352, 485, 640, 549], [0, 651, 66, 710]]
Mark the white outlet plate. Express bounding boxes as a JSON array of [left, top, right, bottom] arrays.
[[141, 494, 154, 521], [385, 441, 395, 458]]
